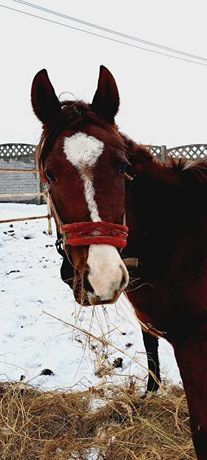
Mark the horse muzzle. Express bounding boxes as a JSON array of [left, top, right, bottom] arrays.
[[85, 244, 129, 305], [58, 220, 130, 306]]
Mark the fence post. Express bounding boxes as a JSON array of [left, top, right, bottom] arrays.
[[160, 145, 167, 161]]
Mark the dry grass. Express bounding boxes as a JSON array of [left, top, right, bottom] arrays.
[[0, 381, 195, 460]]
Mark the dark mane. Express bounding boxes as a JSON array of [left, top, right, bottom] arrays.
[[168, 156, 207, 184], [120, 132, 153, 163], [36, 100, 119, 169], [167, 156, 187, 172]]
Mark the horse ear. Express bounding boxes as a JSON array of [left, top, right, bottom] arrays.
[[31, 69, 61, 124], [91, 65, 120, 122]]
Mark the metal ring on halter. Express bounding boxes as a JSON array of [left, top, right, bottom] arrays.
[[55, 237, 64, 257]]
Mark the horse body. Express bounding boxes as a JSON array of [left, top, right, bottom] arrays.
[[124, 141, 207, 459], [31, 66, 207, 459]]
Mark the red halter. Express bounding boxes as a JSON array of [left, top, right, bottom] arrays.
[[48, 194, 128, 249], [60, 221, 128, 248]]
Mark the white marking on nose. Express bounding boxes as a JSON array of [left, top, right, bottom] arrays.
[[64, 132, 104, 221], [81, 174, 101, 222], [87, 244, 129, 302]]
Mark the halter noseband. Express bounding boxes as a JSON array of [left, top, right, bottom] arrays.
[[61, 221, 128, 248], [48, 194, 128, 249]]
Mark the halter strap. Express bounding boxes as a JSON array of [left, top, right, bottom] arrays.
[[61, 221, 128, 248], [49, 193, 139, 267], [48, 193, 128, 249]]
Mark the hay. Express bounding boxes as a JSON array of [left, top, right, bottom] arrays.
[[0, 381, 195, 460]]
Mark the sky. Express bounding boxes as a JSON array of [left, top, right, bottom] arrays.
[[1, 0, 207, 148]]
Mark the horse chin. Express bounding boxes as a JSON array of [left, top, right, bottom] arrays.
[[86, 290, 122, 306], [72, 288, 89, 306], [72, 269, 124, 306], [73, 289, 122, 306]]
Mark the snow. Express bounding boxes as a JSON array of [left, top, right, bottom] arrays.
[[85, 449, 100, 460], [0, 203, 181, 391]]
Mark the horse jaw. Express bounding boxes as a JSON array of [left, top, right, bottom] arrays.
[[86, 244, 129, 304]]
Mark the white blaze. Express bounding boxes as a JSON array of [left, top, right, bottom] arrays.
[[64, 132, 103, 221], [81, 174, 101, 222], [64, 132, 129, 301]]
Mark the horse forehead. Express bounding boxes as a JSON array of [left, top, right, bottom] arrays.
[[64, 132, 104, 169]]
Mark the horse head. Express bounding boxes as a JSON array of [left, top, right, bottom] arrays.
[[31, 66, 130, 305]]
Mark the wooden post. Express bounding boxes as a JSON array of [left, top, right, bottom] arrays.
[[160, 145, 167, 161], [0, 192, 44, 198], [0, 215, 49, 224]]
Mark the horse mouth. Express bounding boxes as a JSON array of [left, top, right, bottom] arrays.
[[73, 290, 122, 306], [70, 262, 128, 306], [86, 290, 121, 306], [73, 279, 122, 306]]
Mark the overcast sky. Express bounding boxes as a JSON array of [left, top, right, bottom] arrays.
[[1, 0, 207, 148]]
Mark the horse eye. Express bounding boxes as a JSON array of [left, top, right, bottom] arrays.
[[119, 161, 136, 181], [45, 169, 56, 183], [119, 162, 130, 174]]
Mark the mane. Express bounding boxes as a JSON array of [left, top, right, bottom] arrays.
[[121, 137, 207, 189], [36, 100, 119, 170], [167, 156, 188, 172], [168, 156, 207, 184], [120, 132, 153, 163]]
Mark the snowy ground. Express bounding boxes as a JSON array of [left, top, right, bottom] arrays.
[[0, 203, 181, 392]]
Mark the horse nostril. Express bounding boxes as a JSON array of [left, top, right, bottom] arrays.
[[119, 265, 128, 290], [120, 273, 127, 290]]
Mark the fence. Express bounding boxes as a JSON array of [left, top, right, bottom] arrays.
[[150, 144, 207, 161], [0, 143, 41, 204], [0, 142, 207, 233], [0, 143, 52, 233]]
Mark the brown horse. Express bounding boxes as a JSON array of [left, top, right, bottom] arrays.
[[31, 66, 207, 460]]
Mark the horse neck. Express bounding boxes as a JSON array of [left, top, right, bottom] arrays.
[[126, 171, 207, 281], [125, 178, 176, 280]]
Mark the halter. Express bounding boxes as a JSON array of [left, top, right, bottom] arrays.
[[61, 221, 128, 248], [48, 193, 128, 250]]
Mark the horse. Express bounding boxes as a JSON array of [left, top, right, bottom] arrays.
[[31, 65, 207, 460]]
